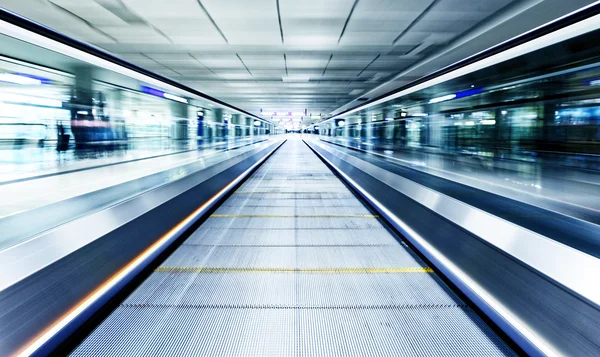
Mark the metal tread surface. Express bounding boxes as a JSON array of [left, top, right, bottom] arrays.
[[72, 307, 512, 357], [185, 228, 398, 246], [122, 272, 463, 307], [71, 138, 516, 356]]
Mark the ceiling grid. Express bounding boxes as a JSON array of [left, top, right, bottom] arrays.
[[1, 0, 591, 124]]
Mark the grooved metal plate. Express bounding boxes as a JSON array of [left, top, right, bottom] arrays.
[[239, 180, 346, 190], [219, 197, 298, 207], [72, 139, 515, 356], [296, 273, 463, 307], [201, 216, 296, 229], [235, 187, 351, 194], [295, 229, 398, 245], [213, 205, 373, 215], [295, 206, 373, 215], [295, 217, 384, 229], [123, 272, 297, 307], [297, 308, 515, 356], [296, 246, 424, 268], [220, 197, 365, 207], [124, 272, 462, 307], [71, 307, 297, 357], [72, 307, 514, 357], [186, 228, 396, 246], [161, 246, 297, 269], [186, 228, 297, 246], [162, 245, 422, 269], [231, 192, 357, 199], [213, 206, 297, 216]]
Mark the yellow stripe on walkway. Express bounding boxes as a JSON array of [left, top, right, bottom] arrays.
[[155, 267, 434, 274], [210, 214, 379, 218], [233, 191, 349, 194]]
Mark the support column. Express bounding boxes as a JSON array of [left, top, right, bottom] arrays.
[[232, 114, 242, 137], [169, 101, 189, 140], [423, 104, 442, 149], [70, 66, 95, 143], [73, 66, 94, 119], [246, 117, 252, 137], [111, 89, 127, 140], [213, 108, 224, 141], [542, 101, 558, 151], [196, 108, 204, 140]]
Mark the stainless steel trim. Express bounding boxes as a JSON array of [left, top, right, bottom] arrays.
[[305, 138, 600, 357], [13, 139, 285, 357], [0, 140, 280, 293]]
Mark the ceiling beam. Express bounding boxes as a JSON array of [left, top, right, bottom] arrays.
[[338, 0, 360, 44], [392, 0, 440, 45], [276, 0, 284, 44], [236, 53, 253, 76], [357, 54, 380, 77], [196, 0, 229, 44], [322, 54, 333, 76]]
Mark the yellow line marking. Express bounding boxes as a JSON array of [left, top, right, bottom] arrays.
[[233, 191, 350, 194], [155, 267, 434, 274], [246, 178, 335, 180], [210, 214, 379, 218]]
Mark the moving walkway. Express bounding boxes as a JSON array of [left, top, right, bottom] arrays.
[[69, 138, 516, 356]]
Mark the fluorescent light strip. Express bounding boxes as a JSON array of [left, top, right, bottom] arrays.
[[163, 92, 188, 104], [0, 92, 62, 107], [428, 93, 456, 104], [15, 140, 284, 357], [323, 11, 600, 123], [307, 140, 554, 357], [0, 73, 41, 85]]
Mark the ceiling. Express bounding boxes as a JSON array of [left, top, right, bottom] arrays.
[[0, 0, 596, 126]]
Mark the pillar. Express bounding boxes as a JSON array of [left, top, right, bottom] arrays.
[[69, 66, 95, 143], [170, 101, 189, 140]]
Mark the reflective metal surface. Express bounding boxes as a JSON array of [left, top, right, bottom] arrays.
[[0, 139, 279, 291], [309, 138, 600, 305], [0, 139, 271, 251], [0, 139, 284, 357], [306, 137, 600, 357], [71, 137, 515, 357]]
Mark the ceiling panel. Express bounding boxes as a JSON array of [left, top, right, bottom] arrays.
[[97, 25, 170, 44], [202, 0, 281, 45], [122, 0, 204, 20], [0, 0, 537, 121], [50, 0, 129, 27], [238, 54, 285, 70], [0, 0, 118, 43], [280, 0, 356, 19], [328, 55, 378, 69], [191, 54, 245, 69], [434, 0, 513, 12], [339, 31, 399, 46], [286, 54, 331, 69]]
